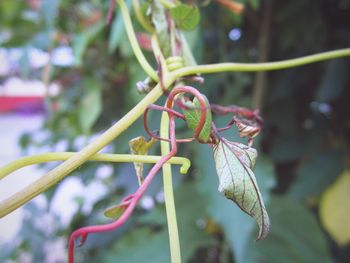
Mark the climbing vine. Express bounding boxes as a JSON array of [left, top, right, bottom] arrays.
[[0, 0, 350, 262]]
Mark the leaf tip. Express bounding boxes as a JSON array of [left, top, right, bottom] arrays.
[[256, 210, 271, 241]]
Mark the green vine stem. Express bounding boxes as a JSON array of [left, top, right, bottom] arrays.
[[0, 2, 348, 262], [131, 0, 154, 33], [1, 47, 350, 217], [117, 0, 158, 81], [0, 153, 190, 180], [0, 0, 349, 228], [173, 48, 350, 76], [0, 79, 172, 218], [160, 110, 182, 263]]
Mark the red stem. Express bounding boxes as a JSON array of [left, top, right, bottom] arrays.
[[68, 99, 180, 263], [68, 86, 208, 262]]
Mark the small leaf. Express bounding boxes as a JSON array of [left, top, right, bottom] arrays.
[[320, 170, 350, 246], [104, 195, 134, 220], [104, 202, 129, 220], [129, 136, 156, 185], [213, 138, 270, 240], [170, 4, 200, 31], [183, 94, 212, 142]]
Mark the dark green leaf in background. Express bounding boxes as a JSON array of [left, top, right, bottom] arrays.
[[316, 59, 349, 103], [246, 196, 333, 263], [288, 150, 345, 201]]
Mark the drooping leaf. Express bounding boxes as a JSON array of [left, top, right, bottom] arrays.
[[183, 94, 212, 142], [320, 170, 350, 246], [170, 4, 200, 31], [213, 138, 270, 240], [128, 136, 156, 185], [195, 140, 275, 263]]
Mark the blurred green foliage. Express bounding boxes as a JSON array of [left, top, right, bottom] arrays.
[[1, 0, 350, 262]]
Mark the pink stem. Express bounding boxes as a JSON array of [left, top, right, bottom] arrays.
[[68, 86, 208, 262], [68, 106, 178, 263]]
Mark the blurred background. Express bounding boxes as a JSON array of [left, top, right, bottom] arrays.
[[0, 0, 350, 262]]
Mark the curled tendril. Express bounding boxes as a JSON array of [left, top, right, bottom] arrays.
[[144, 85, 208, 143]]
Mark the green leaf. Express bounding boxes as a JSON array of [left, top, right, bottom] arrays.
[[246, 195, 333, 263], [288, 150, 344, 201], [213, 138, 270, 240], [195, 141, 275, 263], [104, 202, 128, 220], [128, 136, 156, 185], [170, 4, 200, 31], [78, 79, 102, 133], [183, 94, 212, 142]]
